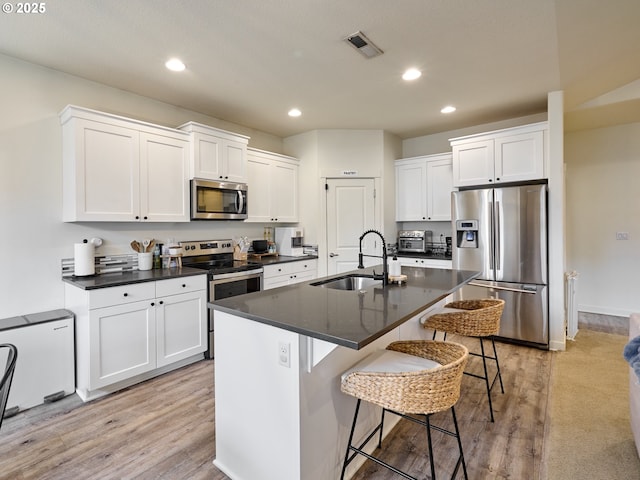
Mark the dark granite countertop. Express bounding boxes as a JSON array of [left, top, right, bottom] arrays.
[[211, 265, 478, 350], [62, 267, 207, 290], [248, 254, 318, 266]]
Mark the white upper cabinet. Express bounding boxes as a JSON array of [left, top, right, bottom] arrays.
[[179, 122, 249, 183], [60, 105, 190, 222], [450, 122, 547, 188], [246, 148, 299, 223], [395, 153, 453, 222]]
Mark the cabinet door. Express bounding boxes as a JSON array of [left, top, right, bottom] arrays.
[[89, 300, 156, 389], [452, 140, 494, 187], [494, 130, 544, 183], [192, 132, 223, 180], [156, 290, 206, 367], [223, 139, 248, 183], [271, 161, 298, 222], [68, 119, 140, 221], [395, 161, 427, 221], [426, 158, 453, 221], [246, 155, 272, 222], [140, 132, 190, 222]]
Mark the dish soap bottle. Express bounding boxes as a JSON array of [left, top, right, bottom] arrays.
[[388, 254, 401, 277]]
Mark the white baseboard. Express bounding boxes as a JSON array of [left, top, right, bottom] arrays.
[[578, 304, 632, 318]]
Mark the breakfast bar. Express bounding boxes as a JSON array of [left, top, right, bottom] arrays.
[[211, 266, 478, 480]]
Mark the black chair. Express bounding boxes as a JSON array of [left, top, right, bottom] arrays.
[[0, 343, 18, 431]]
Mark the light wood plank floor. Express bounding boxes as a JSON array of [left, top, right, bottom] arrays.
[[0, 337, 550, 479]]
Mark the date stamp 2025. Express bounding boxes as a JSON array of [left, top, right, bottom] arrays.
[[2, 2, 47, 14]]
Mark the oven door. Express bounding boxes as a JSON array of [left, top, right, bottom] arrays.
[[208, 270, 263, 358]]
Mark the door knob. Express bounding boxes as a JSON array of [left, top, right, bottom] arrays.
[[329, 253, 339, 257]]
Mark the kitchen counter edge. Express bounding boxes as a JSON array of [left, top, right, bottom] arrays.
[[62, 267, 207, 290]]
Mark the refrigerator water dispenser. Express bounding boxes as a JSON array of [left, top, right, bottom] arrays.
[[456, 220, 478, 248]]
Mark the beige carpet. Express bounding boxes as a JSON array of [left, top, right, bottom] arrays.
[[543, 329, 640, 479]]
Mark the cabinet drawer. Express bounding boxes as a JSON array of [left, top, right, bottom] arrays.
[[155, 275, 207, 297], [264, 260, 317, 278], [89, 283, 156, 309]]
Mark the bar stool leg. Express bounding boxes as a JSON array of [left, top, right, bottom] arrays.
[[341, 399, 362, 480], [492, 337, 504, 394], [451, 406, 469, 480], [424, 414, 437, 480], [479, 338, 495, 422]]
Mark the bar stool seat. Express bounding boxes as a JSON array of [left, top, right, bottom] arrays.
[[340, 340, 469, 480], [422, 298, 505, 422]]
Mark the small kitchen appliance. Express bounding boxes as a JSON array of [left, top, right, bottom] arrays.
[[179, 239, 263, 358], [190, 179, 248, 220], [397, 230, 432, 253], [275, 227, 305, 256]]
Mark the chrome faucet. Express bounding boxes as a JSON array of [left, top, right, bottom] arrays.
[[357, 229, 389, 286]]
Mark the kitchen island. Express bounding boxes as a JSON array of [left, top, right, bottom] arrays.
[[211, 265, 478, 480]]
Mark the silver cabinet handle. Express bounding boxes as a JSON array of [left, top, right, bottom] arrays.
[[329, 253, 339, 257]]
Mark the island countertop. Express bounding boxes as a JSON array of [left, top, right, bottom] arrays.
[[211, 265, 479, 349]]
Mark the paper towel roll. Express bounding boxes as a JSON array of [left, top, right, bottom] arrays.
[[74, 243, 95, 276]]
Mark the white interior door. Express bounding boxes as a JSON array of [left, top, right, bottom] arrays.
[[326, 178, 376, 275]]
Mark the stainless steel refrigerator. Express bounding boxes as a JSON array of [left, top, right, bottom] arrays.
[[452, 184, 548, 348]]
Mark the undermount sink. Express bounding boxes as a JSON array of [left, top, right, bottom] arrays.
[[311, 274, 382, 291]]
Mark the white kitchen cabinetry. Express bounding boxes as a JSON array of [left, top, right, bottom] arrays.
[[398, 256, 452, 269], [60, 105, 190, 222], [450, 122, 547, 188], [179, 122, 249, 182], [263, 259, 317, 290], [395, 153, 453, 222], [66, 275, 207, 401], [246, 148, 299, 223]]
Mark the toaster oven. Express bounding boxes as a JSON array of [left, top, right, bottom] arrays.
[[397, 230, 432, 253]]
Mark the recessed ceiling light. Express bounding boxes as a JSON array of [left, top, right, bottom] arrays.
[[402, 68, 422, 81], [288, 108, 302, 117], [165, 58, 186, 72], [441, 105, 456, 114]]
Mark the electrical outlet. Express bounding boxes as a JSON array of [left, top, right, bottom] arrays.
[[278, 341, 290, 368], [616, 232, 629, 240]]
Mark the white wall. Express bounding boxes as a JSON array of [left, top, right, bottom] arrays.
[[0, 54, 284, 319], [284, 129, 401, 277], [402, 113, 548, 157], [565, 122, 640, 317]]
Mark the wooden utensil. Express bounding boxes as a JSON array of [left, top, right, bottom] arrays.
[[146, 239, 155, 253], [130, 240, 141, 253]]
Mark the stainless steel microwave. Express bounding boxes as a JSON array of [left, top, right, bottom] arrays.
[[190, 179, 248, 220]]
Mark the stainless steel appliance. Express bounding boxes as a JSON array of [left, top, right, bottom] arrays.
[[179, 239, 263, 358], [190, 179, 248, 220], [275, 227, 305, 256], [397, 230, 432, 253], [452, 183, 548, 348]]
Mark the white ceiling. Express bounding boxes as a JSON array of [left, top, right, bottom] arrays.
[[2, 0, 639, 138]]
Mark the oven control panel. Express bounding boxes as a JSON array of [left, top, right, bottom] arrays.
[[179, 240, 234, 256]]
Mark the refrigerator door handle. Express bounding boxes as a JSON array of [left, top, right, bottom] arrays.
[[469, 281, 538, 295], [495, 200, 501, 272]]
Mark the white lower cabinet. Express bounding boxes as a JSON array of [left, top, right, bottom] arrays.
[[89, 299, 156, 389], [263, 259, 317, 290], [398, 257, 452, 269], [156, 290, 206, 367], [66, 274, 207, 401]]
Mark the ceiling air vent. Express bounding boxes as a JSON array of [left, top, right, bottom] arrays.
[[345, 31, 383, 59]]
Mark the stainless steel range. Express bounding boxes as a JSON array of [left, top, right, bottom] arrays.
[[179, 239, 263, 358]]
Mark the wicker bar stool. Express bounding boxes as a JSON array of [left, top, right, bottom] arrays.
[[340, 340, 469, 480], [422, 298, 505, 422]]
